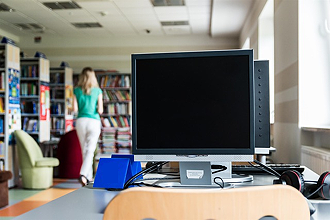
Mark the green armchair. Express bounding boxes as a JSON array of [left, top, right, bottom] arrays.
[[14, 130, 59, 189]]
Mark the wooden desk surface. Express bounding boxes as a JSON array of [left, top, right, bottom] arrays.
[[13, 167, 329, 220]]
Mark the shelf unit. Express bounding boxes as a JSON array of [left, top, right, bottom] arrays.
[[49, 66, 74, 139], [0, 42, 21, 187], [20, 57, 50, 143], [96, 72, 132, 155]]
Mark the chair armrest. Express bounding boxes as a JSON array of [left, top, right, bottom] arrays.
[[0, 171, 12, 182], [35, 158, 59, 167]]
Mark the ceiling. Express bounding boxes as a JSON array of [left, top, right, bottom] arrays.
[[0, 0, 255, 40]]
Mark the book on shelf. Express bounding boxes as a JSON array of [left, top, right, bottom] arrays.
[[109, 116, 118, 127], [51, 89, 65, 99], [123, 116, 130, 127], [102, 90, 109, 101], [105, 103, 128, 115], [0, 97, 4, 113], [21, 65, 38, 78], [103, 135, 115, 140], [117, 141, 131, 148], [0, 141, 4, 157], [52, 118, 65, 129], [119, 116, 125, 127], [22, 117, 38, 132], [102, 126, 116, 133], [0, 118, 3, 134], [117, 127, 130, 132], [117, 135, 131, 141], [21, 101, 37, 114], [101, 147, 117, 154], [21, 83, 38, 96], [51, 103, 64, 114], [101, 117, 111, 127], [26, 119, 38, 132], [0, 72, 4, 90], [117, 147, 131, 154], [100, 75, 130, 88], [51, 72, 64, 84], [124, 75, 130, 87]]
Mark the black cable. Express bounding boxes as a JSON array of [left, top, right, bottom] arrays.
[[123, 162, 163, 189], [139, 177, 180, 181], [248, 162, 280, 177], [305, 183, 327, 199], [123, 161, 168, 189], [213, 177, 224, 188], [212, 166, 227, 174], [141, 162, 170, 177], [130, 182, 164, 188], [253, 159, 281, 177], [156, 172, 180, 176]]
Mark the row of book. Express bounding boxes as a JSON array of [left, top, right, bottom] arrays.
[[101, 127, 117, 154], [105, 103, 129, 115], [51, 103, 64, 115], [51, 118, 65, 130], [99, 75, 130, 88], [21, 83, 38, 96], [22, 117, 38, 132], [100, 127, 131, 154], [21, 65, 38, 78], [50, 89, 65, 99], [103, 90, 131, 102], [102, 116, 130, 128], [115, 127, 131, 153], [21, 101, 38, 114], [0, 72, 5, 90], [0, 97, 4, 113], [50, 72, 64, 84]]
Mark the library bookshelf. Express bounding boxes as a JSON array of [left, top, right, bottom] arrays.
[[20, 57, 50, 143], [0, 42, 21, 187], [96, 71, 132, 156], [49, 66, 74, 140]]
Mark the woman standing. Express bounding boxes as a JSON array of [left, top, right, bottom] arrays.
[[73, 67, 103, 186]]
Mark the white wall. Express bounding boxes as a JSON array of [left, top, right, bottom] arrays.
[[18, 35, 238, 73], [273, 0, 300, 163], [299, 0, 330, 127], [0, 28, 20, 44], [258, 0, 274, 123]]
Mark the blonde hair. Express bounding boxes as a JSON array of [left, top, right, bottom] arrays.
[[77, 67, 99, 94]]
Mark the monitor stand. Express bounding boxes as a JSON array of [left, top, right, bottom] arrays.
[[157, 162, 252, 189]]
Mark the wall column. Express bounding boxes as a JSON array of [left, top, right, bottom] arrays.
[[272, 0, 300, 163]]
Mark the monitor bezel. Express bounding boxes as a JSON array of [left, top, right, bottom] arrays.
[[131, 49, 255, 156]]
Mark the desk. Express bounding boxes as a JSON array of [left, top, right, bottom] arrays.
[[14, 167, 330, 220]]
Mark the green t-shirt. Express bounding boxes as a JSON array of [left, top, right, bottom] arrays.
[[74, 87, 102, 120]]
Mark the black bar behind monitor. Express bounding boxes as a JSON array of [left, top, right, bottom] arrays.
[[254, 60, 270, 149]]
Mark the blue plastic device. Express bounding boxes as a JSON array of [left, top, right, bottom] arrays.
[[93, 154, 142, 190]]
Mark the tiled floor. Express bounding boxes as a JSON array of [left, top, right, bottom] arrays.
[[0, 179, 81, 219]]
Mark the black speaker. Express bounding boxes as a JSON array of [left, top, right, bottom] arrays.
[[254, 60, 270, 149]]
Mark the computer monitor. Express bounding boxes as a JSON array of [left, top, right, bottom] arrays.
[[131, 49, 255, 186]]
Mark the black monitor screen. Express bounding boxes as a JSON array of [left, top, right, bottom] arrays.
[[132, 50, 254, 155]]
